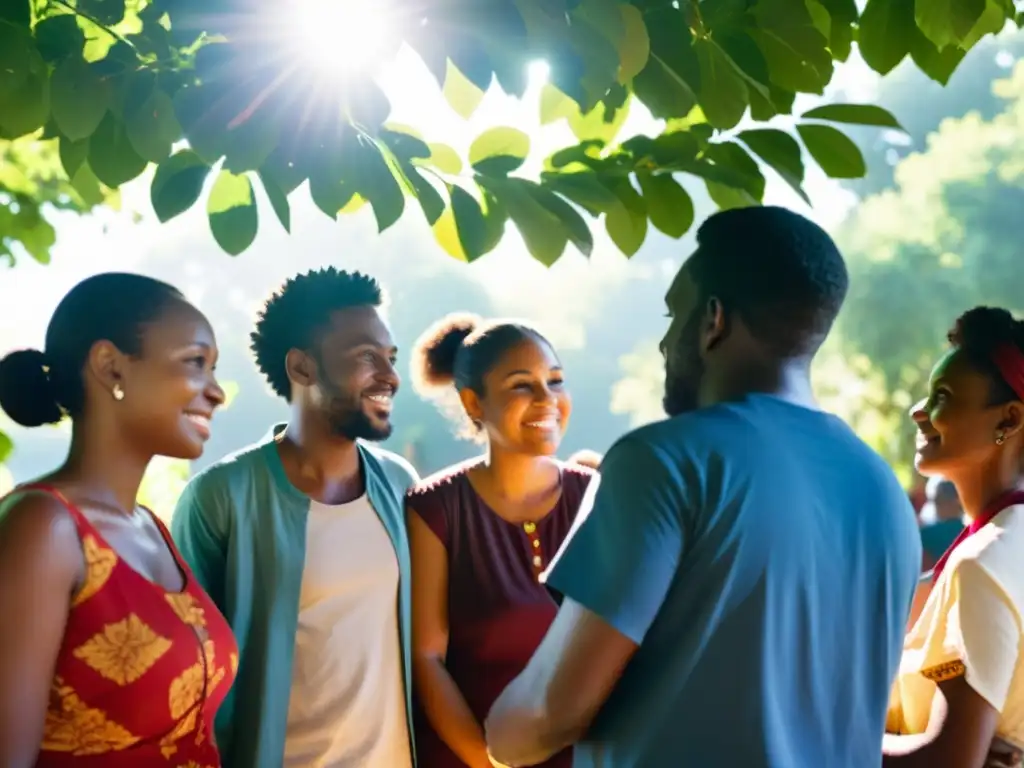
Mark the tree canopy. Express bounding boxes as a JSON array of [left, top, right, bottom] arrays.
[[1, 0, 1020, 266], [829, 58, 1024, 478]]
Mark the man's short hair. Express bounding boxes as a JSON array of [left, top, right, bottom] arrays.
[[250, 268, 384, 399], [688, 206, 849, 357]]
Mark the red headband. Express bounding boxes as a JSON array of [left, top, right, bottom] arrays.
[[993, 343, 1024, 401]]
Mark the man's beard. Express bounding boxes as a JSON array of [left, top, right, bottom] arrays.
[[329, 407, 392, 441], [662, 313, 703, 417], [321, 386, 393, 442]]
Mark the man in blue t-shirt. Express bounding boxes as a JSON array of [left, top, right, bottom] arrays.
[[485, 206, 922, 768]]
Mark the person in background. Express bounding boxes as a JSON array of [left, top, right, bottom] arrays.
[[918, 477, 965, 572], [407, 314, 594, 768], [171, 268, 419, 768], [0, 273, 234, 766], [485, 206, 921, 767], [567, 449, 602, 471], [884, 307, 1024, 768]]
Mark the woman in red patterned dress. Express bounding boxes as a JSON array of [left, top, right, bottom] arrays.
[[0, 273, 237, 767]]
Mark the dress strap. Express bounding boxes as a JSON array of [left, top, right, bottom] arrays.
[[5, 483, 95, 535], [144, 507, 190, 572]]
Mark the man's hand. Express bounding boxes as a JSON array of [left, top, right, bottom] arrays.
[[986, 737, 1022, 768]]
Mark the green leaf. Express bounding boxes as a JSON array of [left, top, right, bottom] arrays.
[[34, 15, 86, 63], [0, 45, 48, 138], [380, 125, 431, 161], [151, 149, 211, 223], [908, 30, 965, 86], [858, 0, 915, 75], [58, 135, 89, 179], [604, 179, 647, 257], [207, 170, 258, 256], [737, 128, 809, 204], [542, 171, 619, 215], [419, 142, 462, 174], [796, 123, 866, 179], [125, 89, 179, 163], [632, 7, 699, 120], [0, 0, 29, 25], [706, 180, 759, 210], [78, 0, 126, 26], [703, 141, 766, 199], [443, 58, 486, 119], [469, 126, 530, 175], [959, 0, 1011, 49], [434, 184, 489, 262], [348, 136, 406, 233], [481, 176, 569, 265], [617, 4, 650, 82], [0, 428, 11, 463], [636, 172, 693, 238], [258, 170, 290, 232], [915, 0, 985, 49], [402, 164, 445, 225], [694, 39, 748, 130], [50, 56, 109, 141], [88, 112, 147, 187], [807, 0, 831, 37], [524, 184, 594, 257], [540, 84, 578, 125], [800, 103, 904, 130], [751, 0, 833, 93], [568, 95, 631, 144], [69, 162, 106, 206], [0, 22, 33, 103]]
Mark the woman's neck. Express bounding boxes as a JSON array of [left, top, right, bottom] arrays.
[[952, 454, 1023, 521], [57, 420, 152, 514], [476, 445, 561, 504]]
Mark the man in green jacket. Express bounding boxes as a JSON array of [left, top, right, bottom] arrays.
[[171, 268, 419, 768]]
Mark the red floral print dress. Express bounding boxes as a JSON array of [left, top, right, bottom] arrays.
[[12, 485, 238, 767]]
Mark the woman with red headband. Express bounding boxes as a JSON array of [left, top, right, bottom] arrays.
[[884, 307, 1024, 767]]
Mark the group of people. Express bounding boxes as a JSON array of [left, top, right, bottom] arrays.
[[0, 205, 1021, 768]]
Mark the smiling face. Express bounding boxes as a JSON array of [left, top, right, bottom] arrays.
[[462, 336, 570, 456], [114, 300, 225, 460], [308, 305, 399, 441], [911, 348, 1017, 480]]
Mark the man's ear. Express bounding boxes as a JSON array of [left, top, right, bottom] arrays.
[[285, 348, 317, 389], [702, 297, 729, 353]]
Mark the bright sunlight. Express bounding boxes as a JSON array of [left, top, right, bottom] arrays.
[[283, 0, 397, 77]]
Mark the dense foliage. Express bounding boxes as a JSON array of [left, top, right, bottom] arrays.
[[1, 0, 1019, 265]]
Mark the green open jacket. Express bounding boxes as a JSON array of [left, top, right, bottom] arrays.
[[170, 426, 419, 768]]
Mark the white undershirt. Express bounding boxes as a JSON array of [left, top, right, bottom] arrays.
[[283, 495, 411, 768]]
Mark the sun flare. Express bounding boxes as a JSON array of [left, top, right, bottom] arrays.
[[285, 0, 394, 77]]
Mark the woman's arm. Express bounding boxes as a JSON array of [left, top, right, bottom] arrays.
[[883, 676, 1001, 767], [0, 494, 82, 767], [408, 509, 492, 768]]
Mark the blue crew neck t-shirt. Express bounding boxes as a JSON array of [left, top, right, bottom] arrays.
[[544, 395, 921, 768]]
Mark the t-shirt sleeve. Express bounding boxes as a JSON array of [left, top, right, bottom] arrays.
[[408, 487, 449, 548], [918, 558, 1022, 712], [543, 436, 684, 645]]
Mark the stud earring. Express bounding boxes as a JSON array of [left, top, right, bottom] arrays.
[[996, 429, 1006, 445], [112, 384, 125, 401]]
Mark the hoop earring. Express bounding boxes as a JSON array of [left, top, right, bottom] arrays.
[[996, 429, 1006, 445], [112, 384, 125, 401]]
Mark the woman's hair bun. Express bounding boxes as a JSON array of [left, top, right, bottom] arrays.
[[411, 313, 481, 391], [0, 348, 64, 427]]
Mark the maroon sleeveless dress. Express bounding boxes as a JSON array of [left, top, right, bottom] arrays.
[[408, 462, 595, 768]]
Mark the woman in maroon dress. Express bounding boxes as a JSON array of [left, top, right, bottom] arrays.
[[407, 313, 594, 768]]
